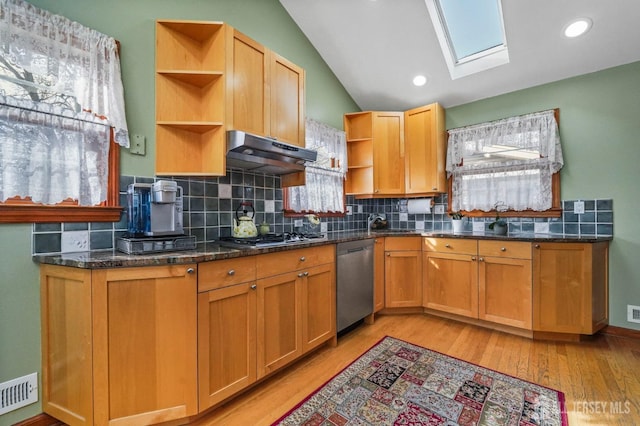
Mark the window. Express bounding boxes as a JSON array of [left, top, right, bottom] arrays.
[[446, 109, 562, 217], [0, 0, 128, 223], [285, 118, 347, 215], [424, 0, 509, 79]]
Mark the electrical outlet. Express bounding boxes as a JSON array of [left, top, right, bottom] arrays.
[[218, 184, 232, 198], [357, 205, 363, 213], [129, 134, 146, 155], [534, 222, 549, 234], [399, 212, 408, 222], [61, 231, 89, 253], [473, 221, 485, 233], [346, 205, 353, 215], [574, 200, 585, 214], [320, 222, 328, 233], [434, 205, 445, 215], [415, 221, 425, 231], [264, 200, 275, 212], [294, 219, 303, 227]]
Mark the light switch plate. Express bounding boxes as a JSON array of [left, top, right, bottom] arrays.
[[320, 222, 328, 233], [399, 212, 408, 222], [357, 205, 363, 213], [218, 184, 232, 198], [415, 221, 425, 230], [434, 205, 445, 215], [573, 200, 585, 214], [346, 205, 353, 215]]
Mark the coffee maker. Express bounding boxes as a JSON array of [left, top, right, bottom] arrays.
[[127, 180, 184, 237]]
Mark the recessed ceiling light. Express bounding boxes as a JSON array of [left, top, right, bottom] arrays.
[[564, 18, 592, 38], [413, 75, 427, 86]]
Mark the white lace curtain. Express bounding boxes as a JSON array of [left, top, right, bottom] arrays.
[[0, 0, 129, 205], [287, 118, 347, 213], [446, 109, 563, 212]]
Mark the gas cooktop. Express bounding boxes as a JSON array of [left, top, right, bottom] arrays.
[[218, 232, 327, 249]]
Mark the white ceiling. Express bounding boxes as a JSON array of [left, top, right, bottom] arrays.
[[279, 0, 640, 110]]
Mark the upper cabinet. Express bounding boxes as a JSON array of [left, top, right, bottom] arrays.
[[155, 21, 306, 176], [344, 103, 446, 198], [404, 103, 446, 194], [344, 111, 405, 196], [155, 20, 227, 176]]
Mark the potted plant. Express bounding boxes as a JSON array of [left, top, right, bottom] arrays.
[[488, 202, 508, 235], [449, 211, 465, 233]]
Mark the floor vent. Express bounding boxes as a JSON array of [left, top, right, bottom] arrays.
[[629, 305, 640, 324], [0, 372, 38, 415]]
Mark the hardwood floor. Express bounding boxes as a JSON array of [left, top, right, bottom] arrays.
[[192, 314, 640, 425]]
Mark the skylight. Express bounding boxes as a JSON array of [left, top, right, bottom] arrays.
[[425, 0, 509, 80]]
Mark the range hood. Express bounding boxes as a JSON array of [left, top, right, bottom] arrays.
[[226, 130, 317, 175]]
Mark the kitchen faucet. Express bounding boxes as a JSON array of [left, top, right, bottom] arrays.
[[367, 213, 385, 235]]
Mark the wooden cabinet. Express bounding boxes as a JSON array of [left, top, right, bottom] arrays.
[[385, 237, 422, 307], [40, 264, 198, 426], [344, 111, 405, 196], [533, 242, 609, 335], [227, 29, 305, 146], [478, 240, 532, 329], [373, 237, 385, 312], [423, 237, 478, 318], [344, 103, 445, 198], [256, 245, 335, 378], [155, 21, 305, 176], [197, 257, 257, 410], [155, 20, 227, 176], [423, 238, 533, 330], [404, 103, 446, 194]]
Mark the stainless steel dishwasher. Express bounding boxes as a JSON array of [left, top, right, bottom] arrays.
[[336, 239, 374, 333]]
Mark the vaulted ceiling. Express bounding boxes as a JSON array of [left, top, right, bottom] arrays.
[[279, 0, 640, 110]]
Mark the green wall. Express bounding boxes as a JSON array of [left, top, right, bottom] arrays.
[[1, 0, 639, 423]]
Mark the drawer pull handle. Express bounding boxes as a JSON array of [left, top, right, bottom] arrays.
[[186, 268, 195, 274], [445, 244, 451, 248], [228, 269, 235, 276], [300, 256, 306, 262], [500, 247, 506, 252]]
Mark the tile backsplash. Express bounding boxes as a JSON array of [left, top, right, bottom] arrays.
[[32, 170, 614, 255]]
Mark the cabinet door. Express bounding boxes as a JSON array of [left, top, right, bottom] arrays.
[[198, 282, 257, 410], [92, 265, 198, 425], [373, 112, 405, 195], [423, 252, 478, 318], [228, 29, 269, 137], [404, 103, 446, 194], [270, 51, 305, 146], [373, 238, 385, 312], [478, 256, 532, 329], [257, 271, 302, 378], [385, 250, 422, 307], [301, 263, 335, 352], [533, 242, 609, 334]]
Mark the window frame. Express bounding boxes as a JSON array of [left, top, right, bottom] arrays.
[[0, 136, 122, 223], [446, 108, 562, 219]]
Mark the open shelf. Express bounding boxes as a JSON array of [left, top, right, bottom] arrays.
[[156, 73, 224, 122], [156, 125, 225, 176], [156, 21, 226, 71]]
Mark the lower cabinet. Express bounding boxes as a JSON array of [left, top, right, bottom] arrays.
[[256, 245, 336, 378], [533, 242, 609, 335], [423, 238, 532, 330], [373, 237, 385, 312], [384, 237, 422, 307], [40, 264, 198, 426]]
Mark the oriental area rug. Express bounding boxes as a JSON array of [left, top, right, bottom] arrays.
[[272, 336, 568, 426]]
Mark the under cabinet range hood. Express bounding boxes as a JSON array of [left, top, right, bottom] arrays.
[[226, 130, 317, 175]]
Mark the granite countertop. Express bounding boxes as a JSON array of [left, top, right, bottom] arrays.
[[33, 230, 612, 269]]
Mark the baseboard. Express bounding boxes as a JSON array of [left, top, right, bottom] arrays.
[[13, 413, 63, 426], [601, 325, 640, 340]]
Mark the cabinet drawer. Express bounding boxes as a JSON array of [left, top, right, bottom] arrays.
[[385, 236, 422, 251], [199, 257, 257, 292], [257, 245, 335, 278], [423, 237, 477, 255], [479, 241, 531, 259]]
